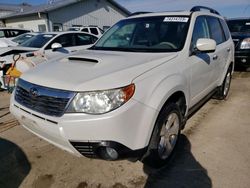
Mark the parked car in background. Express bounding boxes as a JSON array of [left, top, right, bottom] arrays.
[[0, 28, 31, 40], [227, 18, 250, 68], [0, 31, 99, 89], [0, 32, 38, 48], [68, 26, 104, 38], [10, 6, 234, 168]]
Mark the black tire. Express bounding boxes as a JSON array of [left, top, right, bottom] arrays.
[[141, 103, 182, 169], [214, 66, 232, 100]]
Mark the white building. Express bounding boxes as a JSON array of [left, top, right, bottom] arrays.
[[0, 3, 31, 27], [0, 0, 130, 32]]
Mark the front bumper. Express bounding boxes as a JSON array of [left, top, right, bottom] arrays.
[[235, 49, 250, 67], [10, 93, 157, 160]]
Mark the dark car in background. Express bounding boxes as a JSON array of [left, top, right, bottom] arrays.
[[227, 18, 250, 68]]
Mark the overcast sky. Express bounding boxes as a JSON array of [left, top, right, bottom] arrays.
[[0, 0, 249, 18]]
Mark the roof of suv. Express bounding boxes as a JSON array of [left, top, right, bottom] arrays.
[[129, 11, 191, 18], [128, 6, 223, 19]]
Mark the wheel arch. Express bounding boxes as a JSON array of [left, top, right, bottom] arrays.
[[143, 90, 188, 152], [219, 61, 234, 86]]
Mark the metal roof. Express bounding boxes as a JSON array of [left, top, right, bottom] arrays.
[[0, 3, 31, 12], [0, 0, 130, 19]]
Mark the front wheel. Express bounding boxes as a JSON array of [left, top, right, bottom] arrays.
[[141, 103, 182, 168], [214, 67, 232, 100]]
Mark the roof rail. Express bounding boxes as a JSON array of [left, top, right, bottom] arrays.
[[190, 6, 220, 15], [129, 12, 152, 17]]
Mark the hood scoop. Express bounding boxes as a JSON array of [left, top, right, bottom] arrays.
[[68, 56, 99, 63]]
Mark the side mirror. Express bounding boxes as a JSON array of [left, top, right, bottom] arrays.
[[51, 43, 62, 51], [196, 38, 216, 53]]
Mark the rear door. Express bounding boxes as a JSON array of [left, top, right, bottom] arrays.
[[206, 16, 232, 85]]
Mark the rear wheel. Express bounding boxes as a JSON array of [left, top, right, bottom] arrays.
[[141, 103, 182, 168]]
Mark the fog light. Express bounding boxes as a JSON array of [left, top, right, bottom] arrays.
[[105, 147, 118, 160], [98, 146, 119, 160], [241, 58, 247, 63]]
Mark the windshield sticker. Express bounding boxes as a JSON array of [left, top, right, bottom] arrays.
[[164, 17, 189, 22], [145, 23, 150, 28], [246, 23, 250, 25]]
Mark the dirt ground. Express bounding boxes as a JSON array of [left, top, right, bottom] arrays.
[[0, 70, 250, 188]]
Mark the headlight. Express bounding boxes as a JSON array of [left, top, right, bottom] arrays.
[[66, 84, 135, 114], [240, 38, 250, 49]]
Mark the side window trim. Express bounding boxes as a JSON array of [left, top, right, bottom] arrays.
[[190, 15, 210, 53], [219, 19, 230, 41], [218, 19, 227, 42], [206, 16, 226, 45]]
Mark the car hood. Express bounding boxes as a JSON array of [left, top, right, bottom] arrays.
[[0, 46, 39, 56], [231, 32, 250, 39], [0, 39, 17, 48], [21, 49, 178, 91]]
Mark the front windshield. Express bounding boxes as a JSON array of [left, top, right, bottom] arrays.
[[227, 19, 250, 33], [93, 16, 190, 52], [12, 33, 35, 44], [20, 34, 56, 48]]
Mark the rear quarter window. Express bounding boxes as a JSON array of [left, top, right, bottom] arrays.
[[90, 28, 98, 35]]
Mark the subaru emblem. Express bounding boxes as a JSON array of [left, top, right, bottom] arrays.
[[29, 87, 39, 98]]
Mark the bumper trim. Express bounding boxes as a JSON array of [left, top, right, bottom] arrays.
[[70, 140, 147, 160], [14, 104, 58, 124]]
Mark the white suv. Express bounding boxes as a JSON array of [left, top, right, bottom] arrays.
[[10, 6, 234, 168]]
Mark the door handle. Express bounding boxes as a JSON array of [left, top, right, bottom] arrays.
[[227, 48, 231, 52], [213, 55, 218, 60]]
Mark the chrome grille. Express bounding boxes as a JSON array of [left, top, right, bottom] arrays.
[[15, 79, 75, 117]]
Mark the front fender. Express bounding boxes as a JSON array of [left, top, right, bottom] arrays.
[[133, 72, 189, 114]]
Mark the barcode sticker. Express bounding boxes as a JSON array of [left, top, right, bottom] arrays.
[[164, 17, 189, 22]]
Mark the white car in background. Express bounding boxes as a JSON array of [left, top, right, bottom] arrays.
[[68, 26, 104, 38], [0, 31, 99, 89], [0, 32, 38, 48]]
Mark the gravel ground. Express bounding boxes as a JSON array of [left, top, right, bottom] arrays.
[[0, 71, 250, 188]]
